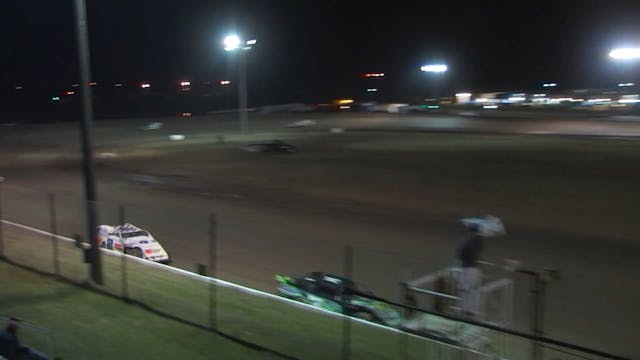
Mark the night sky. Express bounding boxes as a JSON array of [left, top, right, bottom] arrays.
[[3, 0, 640, 103]]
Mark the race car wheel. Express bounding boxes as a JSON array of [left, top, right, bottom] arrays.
[[352, 311, 374, 322], [127, 248, 143, 259]]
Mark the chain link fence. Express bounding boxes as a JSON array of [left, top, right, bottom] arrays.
[[0, 182, 629, 360]]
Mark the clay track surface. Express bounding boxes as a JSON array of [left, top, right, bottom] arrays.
[[1, 112, 639, 358]]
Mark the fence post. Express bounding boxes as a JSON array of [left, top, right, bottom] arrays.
[[48, 193, 59, 276], [341, 245, 354, 360], [119, 205, 128, 301], [400, 281, 410, 360], [0, 176, 5, 258], [209, 213, 218, 331]]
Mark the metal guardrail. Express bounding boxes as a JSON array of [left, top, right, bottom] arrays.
[[353, 289, 631, 360]]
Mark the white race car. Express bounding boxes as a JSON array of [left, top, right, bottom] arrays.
[[97, 223, 170, 264]]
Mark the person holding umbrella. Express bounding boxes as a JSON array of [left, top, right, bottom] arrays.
[[455, 215, 505, 320]]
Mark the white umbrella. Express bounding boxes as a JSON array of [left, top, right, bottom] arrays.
[[460, 215, 506, 237]]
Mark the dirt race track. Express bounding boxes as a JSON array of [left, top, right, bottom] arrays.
[[1, 112, 639, 358]]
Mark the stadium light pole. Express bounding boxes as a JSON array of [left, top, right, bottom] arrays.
[[224, 35, 256, 134], [420, 64, 448, 101], [73, 0, 102, 284], [609, 47, 640, 88]]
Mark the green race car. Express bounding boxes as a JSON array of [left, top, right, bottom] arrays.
[[276, 272, 402, 327]]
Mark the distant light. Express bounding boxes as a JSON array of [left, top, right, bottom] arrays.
[[89, 82, 97, 86], [224, 34, 241, 51], [549, 97, 573, 103], [338, 99, 354, 104], [542, 83, 558, 87], [168, 134, 185, 141], [507, 96, 526, 102], [609, 48, 640, 60], [219, 80, 231, 85], [14, 86, 22, 90], [364, 73, 385, 77], [475, 98, 490, 103], [455, 92, 472, 104], [533, 93, 546, 97], [246, 39, 257, 45], [426, 105, 440, 109], [420, 64, 448, 73], [141, 83, 151, 89], [618, 82, 635, 87], [483, 105, 499, 109], [180, 81, 191, 86], [586, 98, 611, 103], [619, 95, 640, 104], [339, 105, 351, 109], [71, 84, 79, 87], [114, 83, 123, 87], [65, 91, 75, 95], [366, 88, 378, 92], [531, 97, 549, 103], [181, 112, 192, 117], [52, 96, 60, 101]]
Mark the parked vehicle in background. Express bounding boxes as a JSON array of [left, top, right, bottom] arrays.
[[243, 140, 297, 153]]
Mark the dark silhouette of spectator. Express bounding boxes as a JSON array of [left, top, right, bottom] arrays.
[[0, 317, 27, 360], [0, 318, 48, 360]]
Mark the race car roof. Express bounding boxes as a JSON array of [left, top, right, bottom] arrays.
[[114, 223, 144, 233]]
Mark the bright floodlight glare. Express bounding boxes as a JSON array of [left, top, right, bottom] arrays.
[[420, 64, 448, 73], [224, 35, 241, 51], [609, 48, 640, 60]]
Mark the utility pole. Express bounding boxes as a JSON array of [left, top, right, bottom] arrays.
[[238, 49, 248, 133], [73, 0, 102, 284]]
